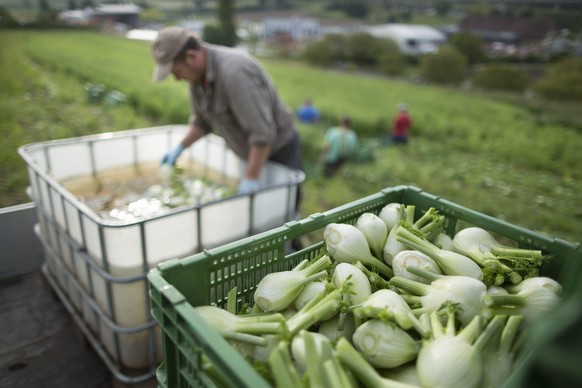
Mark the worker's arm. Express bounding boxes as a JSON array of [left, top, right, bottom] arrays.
[[236, 143, 271, 194], [161, 123, 207, 166], [180, 123, 206, 148], [245, 143, 271, 180]]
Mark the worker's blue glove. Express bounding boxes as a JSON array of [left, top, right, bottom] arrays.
[[161, 144, 184, 166], [237, 179, 261, 194]]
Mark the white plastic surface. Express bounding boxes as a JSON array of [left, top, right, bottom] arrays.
[[19, 125, 303, 369]]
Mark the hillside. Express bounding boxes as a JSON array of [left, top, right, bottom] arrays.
[[1, 30, 580, 244]]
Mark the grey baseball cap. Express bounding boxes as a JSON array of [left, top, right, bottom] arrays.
[[152, 27, 194, 82]]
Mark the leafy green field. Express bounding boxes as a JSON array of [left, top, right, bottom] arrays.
[[2, 30, 581, 245]]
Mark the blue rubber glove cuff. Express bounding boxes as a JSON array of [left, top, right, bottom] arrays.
[[237, 179, 261, 194], [161, 144, 185, 166]]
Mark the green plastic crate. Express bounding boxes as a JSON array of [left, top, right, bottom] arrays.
[[147, 185, 582, 388]]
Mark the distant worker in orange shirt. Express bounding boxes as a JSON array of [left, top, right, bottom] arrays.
[[392, 103, 412, 144]]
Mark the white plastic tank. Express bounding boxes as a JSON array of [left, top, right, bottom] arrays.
[[19, 125, 304, 371]]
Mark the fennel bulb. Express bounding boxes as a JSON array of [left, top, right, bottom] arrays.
[[454, 227, 543, 258], [507, 276, 562, 295], [377, 202, 403, 231], [254, 255, 331, 312], [417, 309, 504, 388], [396, 224, 483, 280], [354, 289, 428, 337], [324, 223, 393, 277], [335, 337, 420, 388], [418, 331, 481, 388], [452, 227, 498, 259], [363, 289, 412, 313], [353, 319, 420, 368], [318, 313, 355, 342], [332, 262, 372, 305], [432, 233, 453, 250], [390, 275, 487, 326], [293, 281, 327, 311], [483, 286, 560, 325], [383, 224, 408, 266], [252, 334, 281, 363], [452, 227, 544, 286], [392, 250, 442, 284], [286, 288, 343, 337], [291, 330, 330, 373], [379, 364, 421, 387], [268, 340, 303, 387], [303, 331, 353, 387], [486, 285, 509, 295], [194, 305, 284, 346], [356, 212, 389, 260], [383, 205, 416, 266], [353, 261, 392, 290], [480, 315, 523, 388]]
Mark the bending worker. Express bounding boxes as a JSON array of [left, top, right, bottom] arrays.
[[152, 26, 303, 195], [391, 103, 412, 144], [322, 116, 359, 177]]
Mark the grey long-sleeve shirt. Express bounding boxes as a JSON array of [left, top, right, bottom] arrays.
[[188, 44, 295, 160]]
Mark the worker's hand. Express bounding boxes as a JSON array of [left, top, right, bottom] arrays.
[[237, 179, 261, 194], [161, 144, 184, 166]]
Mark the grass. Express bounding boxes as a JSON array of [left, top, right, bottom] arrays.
[[0, 31, 158, 206], [298, 120, 581, 245], [1, 29, 581, 245]]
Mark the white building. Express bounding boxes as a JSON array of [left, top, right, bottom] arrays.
[[262, 17, 320, 41], [58, 9, 90, 26], [367, 24, 447, 55], [57, 3, 142, 29]]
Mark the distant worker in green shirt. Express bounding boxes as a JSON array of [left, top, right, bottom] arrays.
[[322, 117, 359, 177]]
